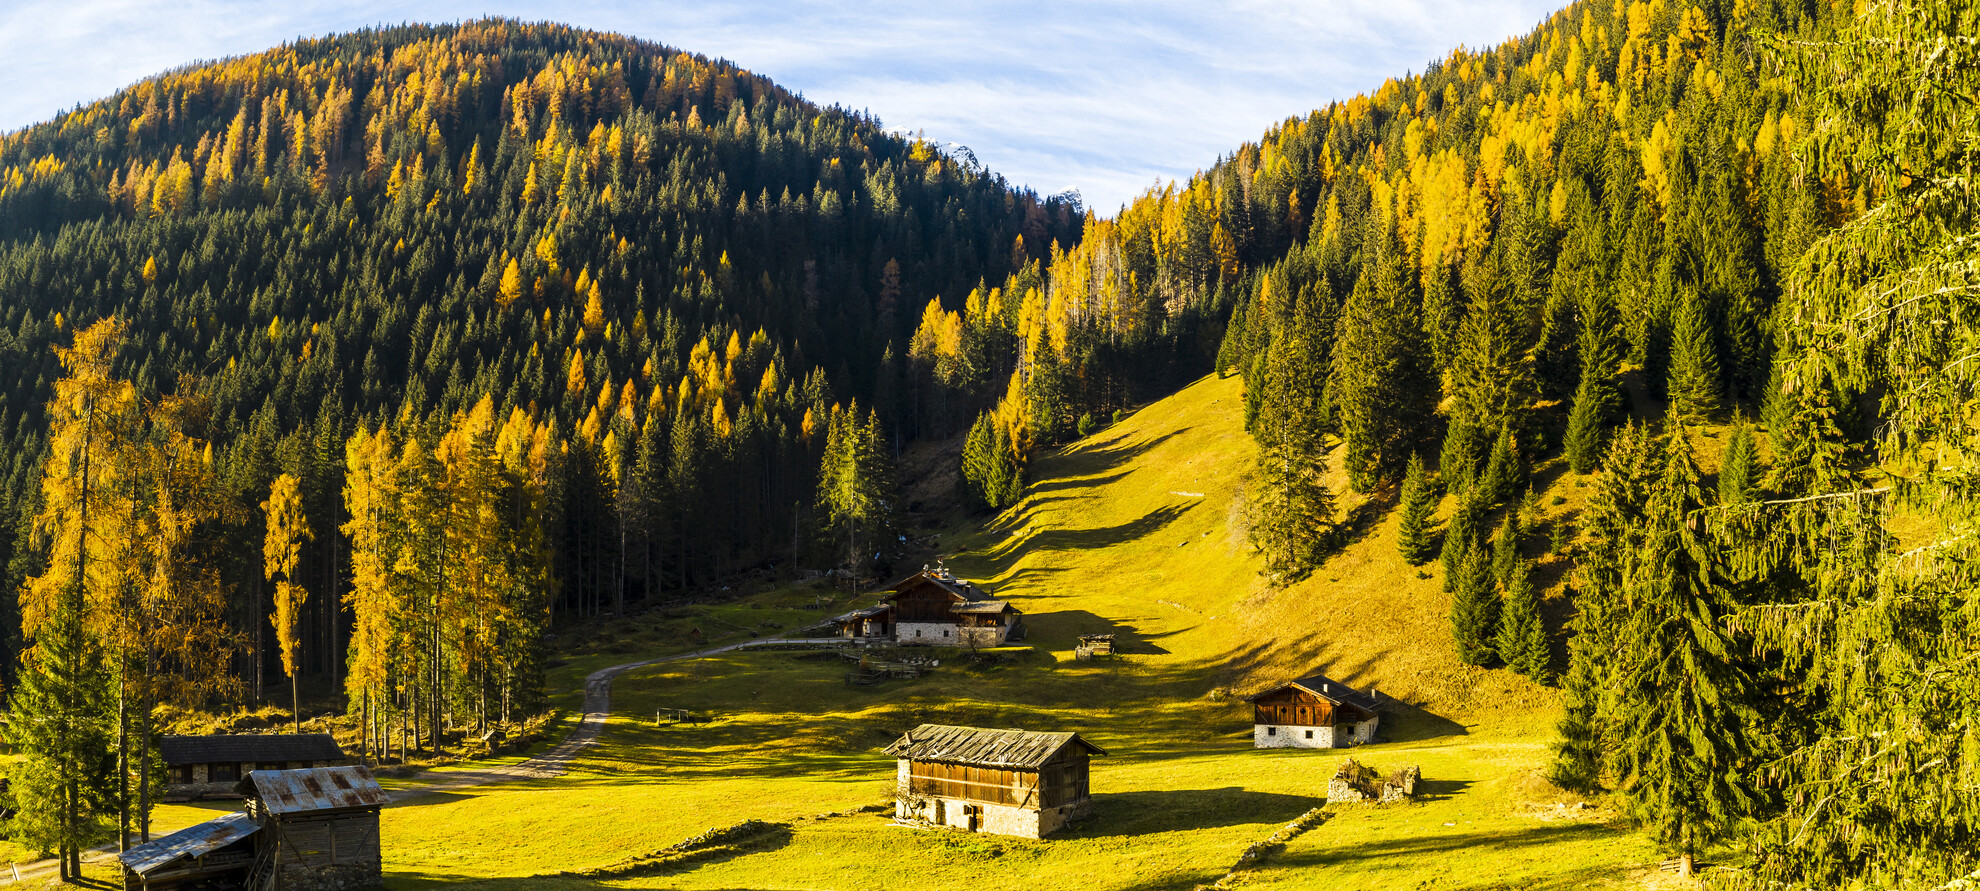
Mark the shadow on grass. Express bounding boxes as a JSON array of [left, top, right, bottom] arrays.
[[1273, 820, 1629, 871], [1072, 787, 1322, 838], [1024, 609, 1179, 655], [995, 503, 1196, 557]]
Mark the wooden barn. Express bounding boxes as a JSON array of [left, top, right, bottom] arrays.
[[240, 766, 387, 890], [1246, 674, 1383, 749], [117, 766, 386, 891], [832, 567, 1023, 646], [161, 733, 346, 801], [885, 724, 1105, 838]]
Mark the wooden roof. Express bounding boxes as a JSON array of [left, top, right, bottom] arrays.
[[161, 733, 344, 766], [950, 600, 1015, 614], [1244, 674, 1383, 712], [884, 724, 1106, 768], [118, 812, 258, 875], [237, 765, 387, 815]]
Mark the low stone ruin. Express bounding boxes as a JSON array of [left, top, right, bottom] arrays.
[[1326, 758, 1420, 804]]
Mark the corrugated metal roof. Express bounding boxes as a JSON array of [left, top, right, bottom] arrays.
[[118, 811, 258, 875], [238, 765, 387, 815], [1244, 674, 1383, 713], [950, 600, 1014, 614], [884, 724, 1106, 768], [161, 733, 344, 766]]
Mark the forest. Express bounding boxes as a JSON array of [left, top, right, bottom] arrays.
[[2, 0, 1978, 885]]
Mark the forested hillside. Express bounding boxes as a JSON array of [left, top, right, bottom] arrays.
[[0, 20, 1096, 684]]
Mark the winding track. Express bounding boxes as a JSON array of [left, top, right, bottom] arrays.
[[5, 636, 839, 884]]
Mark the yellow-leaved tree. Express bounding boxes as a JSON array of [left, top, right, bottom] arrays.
[[262, 472, 311, 733]]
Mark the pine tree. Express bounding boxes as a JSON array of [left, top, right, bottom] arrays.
[[1495, 557, 1550, 682], [1449, 544, 1499, 666], [1396, 453, 1439, 565], [1490, 513, 1523, 590], [1440, 494, 1483, 589], [1249, 322, 1335, 581], [1717, 424, 1756, 506], [1666, 290, 1721, 422], [1330, 222, 1434, 491], [1476, 423, 1524, 509], [1563, 373, 1613, 474], [5, 593, 114, 878], [1610, 434, 1758, 877]]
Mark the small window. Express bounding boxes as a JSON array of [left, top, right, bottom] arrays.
[[210, 762, 240, 782], [1305, 730, 1314, 740], [171, 764, 194, 784], [944, 630, 951, 638], [1266, 727, 1277, 736]]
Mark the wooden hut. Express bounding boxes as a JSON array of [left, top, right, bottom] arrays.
[[238, 765, 388, 890], [161, 733, 346, 801], [1245, 674, 1383, 749], [117, 812, 259, 890], [885, 724, 1106, 838]]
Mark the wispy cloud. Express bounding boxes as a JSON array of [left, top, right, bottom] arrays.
[[0, 0, 1563, 210]]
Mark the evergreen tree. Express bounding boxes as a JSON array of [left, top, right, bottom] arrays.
[[1666, 290, 1721, 422], [1495, 557, 1550, 683], [1449, 544, 1499, 666], [1717, 424, 1756, 506], [1396, 453, 1439, 565], [5, 594, 113, 878], [1563, 372, 1613, 474], [1476, 423, 1525, 510], [1250, 324, 1335, 581], [1440, 494, 1483, 589], [1330, 222, 1434, 491]]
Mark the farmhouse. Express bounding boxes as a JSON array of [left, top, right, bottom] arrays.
[[1246, 674, 1383, 749], [117, 765, 386, 891], [161, 733, 347, 800], [832, 566, 1023, 647], [886, 724, 1105, 839]]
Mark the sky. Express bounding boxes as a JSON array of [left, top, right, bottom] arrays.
[[0, 0, 1563, 213]]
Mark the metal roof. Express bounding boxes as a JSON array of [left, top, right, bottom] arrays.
[[884, 724, 1106, 768], [1244, 674, 1383, 713], [118, 811, 258, 875], [949, 600, 1015, 614], [831, 604, 891, 622], [237, 765, 387, 815], [161, 733, 344, 766]]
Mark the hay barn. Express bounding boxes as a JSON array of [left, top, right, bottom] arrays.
[[885, 724, 1105, 839], [832, 567, 1023, 647], [239, 765, 387, 890], [1246, 674, 1383, 749]]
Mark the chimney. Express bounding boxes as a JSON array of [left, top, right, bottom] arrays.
[[1322, 683, 1330, 693]]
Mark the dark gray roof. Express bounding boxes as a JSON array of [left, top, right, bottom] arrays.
[[238, 766, 387, 815], [161, 733, 344, 766], [950, 600, 1015, 614], [886, 569, 994, 603], [832, 604, 891, 622], [1245, 674, 1383, 713], [884, 724, 1106, 768], [118, 812, 258, 875]]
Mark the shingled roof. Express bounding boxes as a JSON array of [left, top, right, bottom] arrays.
[[884, 724, 1106, 769], [885, 568, 994, 603], [237, 765, 387, 815], [1244, 674, 1383, 713], [160, 733, 344, 766]]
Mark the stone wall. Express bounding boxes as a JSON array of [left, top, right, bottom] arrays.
[[897, 622, 959, 645], [1253, 723, 1337, 748], [894, 794, 1082, 839], [275, 861, 383, 891]]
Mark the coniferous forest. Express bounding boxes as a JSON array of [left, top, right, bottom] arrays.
[[2, 0, 1978, 885]]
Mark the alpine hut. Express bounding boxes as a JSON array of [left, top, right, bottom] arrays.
[[238, 765, 388, 890], [1246, 674, 1383, 749], [885, 724, 1105, 838], [161, 733, 347, 801], [832, 566, 1023, 646], [117, 812, 260, 890]]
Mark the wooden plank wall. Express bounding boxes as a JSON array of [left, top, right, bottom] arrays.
[[277, 810, 382, 867], [907, 755, 1091, 810]]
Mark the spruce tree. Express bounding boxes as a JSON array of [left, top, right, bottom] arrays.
[[1490, 513, 1523, 590], [1439, 494, 1483, 589], [6, 594, 114, 878], [1717, 423, 1756, 506], [1396, 453, 1439, 565], [1563, 373, 1612, 474], [1476, 423, 1524, 509], [1449, 544, 1499, 666], [1250, 323, 1335, 581], [1666, 290, 1721, 423], [1495, 558, 1551, 683], [1330, 222, 1434, 491]]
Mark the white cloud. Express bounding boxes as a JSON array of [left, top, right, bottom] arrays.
[[0, 0, 1563, 210]]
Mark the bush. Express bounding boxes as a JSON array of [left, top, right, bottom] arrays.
[[1077, 413, 1097, 438]]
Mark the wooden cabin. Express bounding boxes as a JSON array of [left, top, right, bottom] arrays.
[[161, 733, 345, 801], [885, 724, 1106, 838], [1245, 674, 1383, 749], [117, 812, 259, 890], [239, 766, 387, 890], [833, 567, 1023, 647]]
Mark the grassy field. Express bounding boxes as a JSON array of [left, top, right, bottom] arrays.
[[367, 372, 1663, 890], [29, 373, 1666, 888]]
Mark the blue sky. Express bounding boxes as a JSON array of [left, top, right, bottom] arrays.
[[0, 0, 1561, 212]]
